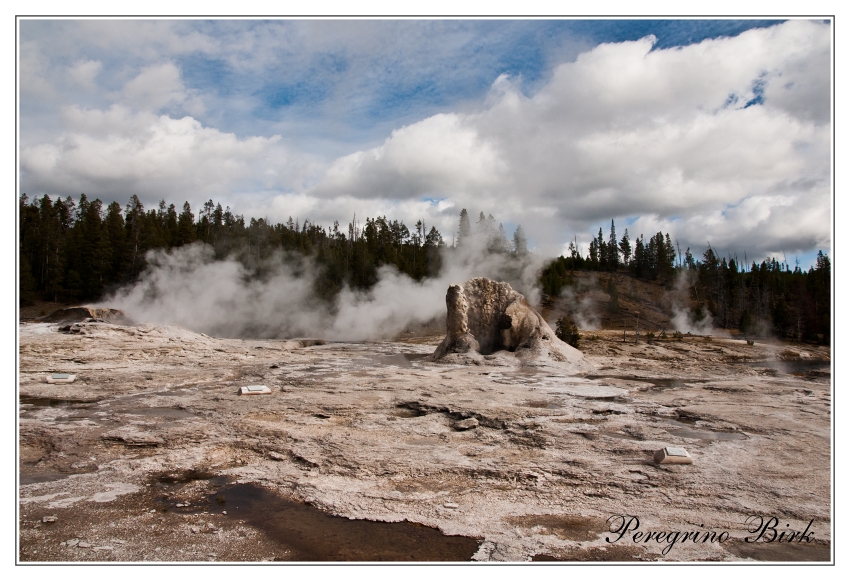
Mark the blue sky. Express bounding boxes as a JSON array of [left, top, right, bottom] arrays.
[[19, 18, 831, 266]]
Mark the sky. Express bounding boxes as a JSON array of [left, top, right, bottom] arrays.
[[18, 18, 833, 267]]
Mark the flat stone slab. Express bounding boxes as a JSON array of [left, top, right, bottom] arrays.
[[653, 446, 693, 464], [46, 373, 76, 384], [240, 385, 272, 395]]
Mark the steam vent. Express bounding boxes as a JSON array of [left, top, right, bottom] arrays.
[[433, 277, 588, 371]]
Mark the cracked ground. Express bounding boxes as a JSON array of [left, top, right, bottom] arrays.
[[18, 321, 831, 562]]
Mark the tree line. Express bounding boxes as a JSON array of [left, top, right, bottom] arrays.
[[540, 220, 831, 343], [19, 193, 457, 305], [18, 195, 830, 343]]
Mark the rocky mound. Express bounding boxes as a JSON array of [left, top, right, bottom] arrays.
[[43, 307, 129, 324], [432, 278, 589, 370]]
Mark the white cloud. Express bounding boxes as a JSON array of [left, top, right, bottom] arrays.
[[20, 107, 296, 204], [17, 19, 831, 261], [307, 20, 831, 257], [19, 39, 54, 101], [67, 59, 102, 90], [120, 62, 187, 110], [313, 113, 505, 200]]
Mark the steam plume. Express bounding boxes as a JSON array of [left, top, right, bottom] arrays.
[[103, 233, 547, 341]]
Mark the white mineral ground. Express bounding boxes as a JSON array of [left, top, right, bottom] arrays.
[[18, 320, 831, 562]]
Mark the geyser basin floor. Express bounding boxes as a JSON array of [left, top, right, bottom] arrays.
[[18, 323, 831, 562], [207, 483, 481, 561]]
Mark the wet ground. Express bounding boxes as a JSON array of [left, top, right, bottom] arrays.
[[18, 322, 832, 562]]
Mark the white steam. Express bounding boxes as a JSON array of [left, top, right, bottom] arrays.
[[558, 283, 601, 331], [667, 269, 729, 336], [670, 305, 716, 336], [103, 233, 547, 341]]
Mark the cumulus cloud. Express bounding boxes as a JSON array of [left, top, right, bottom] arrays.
[[18, 19, 831, 263], [313, 113, 506, 201], [67, 59, 102, 90], [19, 106, 299, 202], [308, 20, 831, 258], [120, 62, 187, 110]]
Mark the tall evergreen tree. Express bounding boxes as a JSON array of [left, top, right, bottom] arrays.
[[476, 211, 488, 235], [619, 229, 632, 267], [457, 209, 471, 246], [608, 220, 619, 270], [125, 195, 146, 277], [513, 225, 528, 255], [176, 201, 196, 246], [491, 222, 509, 253], [596, 228, 606, 269], [104, 201, 126, 282]]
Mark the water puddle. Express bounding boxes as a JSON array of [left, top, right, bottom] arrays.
[[365, 354, 430, 368], [523, 400, 562, 409], [291, 365, 339, 374], [123, 407, 195, 420], [19, 396, 99, 409], [20, 472, 73, 485], [156, 470, 232, 486], [151, 471, 236, 515], [506, 514, 606, 541], [208, 483, 482, 561], [585, 375, 707, 389], [20, 397, 192, 423], [146, 389, 193, 397], [560, 384, 629, 399], [602, 432, 643, 441], [391, 406, 425, 418], [726, 539, 830, 561], [743, 360, 830, 377], [531, 545, 645, 561], [664, 419, 746, 441]]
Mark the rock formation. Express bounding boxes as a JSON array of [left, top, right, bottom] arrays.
[[43, 307, 129, 324], [432, 278, 588, 370]]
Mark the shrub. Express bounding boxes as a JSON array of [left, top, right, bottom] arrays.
[[555, 316, 581, 349]]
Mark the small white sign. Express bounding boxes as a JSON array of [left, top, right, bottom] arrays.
[[239, 385, 271, 395]]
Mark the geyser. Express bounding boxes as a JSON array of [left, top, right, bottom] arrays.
[[432, 277, 588, 370]]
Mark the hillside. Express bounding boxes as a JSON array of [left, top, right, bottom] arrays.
[[540, 271, 695, 335]]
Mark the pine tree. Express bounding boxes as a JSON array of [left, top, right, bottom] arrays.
[[476, 211, 487, 235], [166, 204, 178, 246], [38, 195, 66, 301], [597, 228, 606, 269], [75, 196, 109, 298], [513, 225, 528, 255], [619, 229, 632, 267], [492, 223, 509, 253], [424, 226, 443, 276], [125, 195, 146, 277], [634, 236, 645, 278], [19, 254, 37, 306], [176, 201, 196, 246], [457, 209, 471, 246], [608, 220, 619, 270]]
